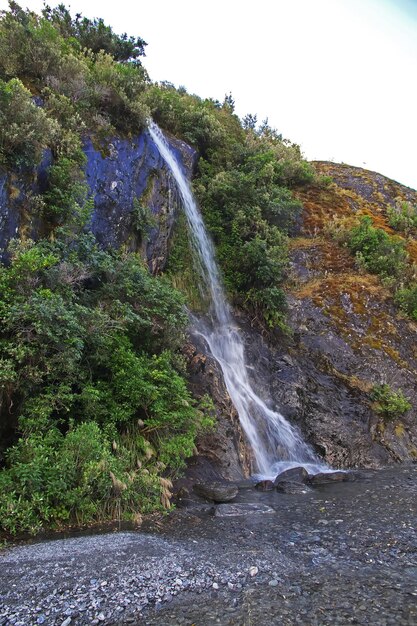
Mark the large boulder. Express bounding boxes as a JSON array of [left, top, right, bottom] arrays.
[[275, 481, 311, 494], [274, 467, 310, 486], [193, 481, 238, 502], [309, 471, 349, 485]]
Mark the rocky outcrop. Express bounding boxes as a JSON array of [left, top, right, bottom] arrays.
[[252, 163, 417, 468], [3, 137, 417, 476], [0, 130, 196, 273], [0, 128, 252, 482], [181, 340, 252, 481]]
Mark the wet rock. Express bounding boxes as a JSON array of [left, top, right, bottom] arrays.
[[274, 467, 310, 485], [214, 503, 275, 517], [309, 471, 349, 485], [193, 482, 238, 502], [184, 340, 252, 481], [275, 481, 311, 494], [255, 480, 274, 491]]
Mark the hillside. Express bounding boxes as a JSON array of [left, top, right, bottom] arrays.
[[288, 163, 417, 465], [0, 3, 416, 538]]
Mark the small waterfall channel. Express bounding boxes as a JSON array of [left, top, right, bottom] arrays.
[[148, 122, 327, 478]]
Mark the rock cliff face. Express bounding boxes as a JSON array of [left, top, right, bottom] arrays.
[[1, 141, 416, 478], [0, 131, 195, 272], [0, 129, 252, 479], [279, 163, 417, 467]]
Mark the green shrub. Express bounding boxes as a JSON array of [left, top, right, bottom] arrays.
[[370, 383, 411, 421], [193, 134, 304, 326], [347, 216, 408, 278], [0, 422, 164, 534], [0, 4, 61, 80], [42, 4, 147, 63], [0, 3, 150, 137], [387, 198, 417, 233], [394, 283, 417, 320], [0, 237, 214, 533], [0, 78, 58, 167]]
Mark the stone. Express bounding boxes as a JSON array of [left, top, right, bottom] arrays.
[[275, 481, 311, 494], [249, 566, 259, 577], [193, 481, 238, 502], [274, 467, 310, 486], [309, 471, 349, 485], [214, 503, 275, 517], [255, 480, 274, 491]]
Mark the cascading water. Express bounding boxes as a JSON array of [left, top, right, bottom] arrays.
[[148, 122, 327, 478]]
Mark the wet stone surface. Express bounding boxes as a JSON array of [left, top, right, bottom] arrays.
[[0, 466, 416, 625], [192, 481, 239, 502]]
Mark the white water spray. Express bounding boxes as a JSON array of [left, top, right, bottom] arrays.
[[148, 122, 327, 478]]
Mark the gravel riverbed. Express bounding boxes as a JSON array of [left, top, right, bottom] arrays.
[[1, 465, 416, 625]]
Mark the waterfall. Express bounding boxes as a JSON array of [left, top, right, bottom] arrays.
[[148, 122, 327, 478]]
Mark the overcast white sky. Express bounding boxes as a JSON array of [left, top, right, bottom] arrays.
[[1, 0, 417, 189]]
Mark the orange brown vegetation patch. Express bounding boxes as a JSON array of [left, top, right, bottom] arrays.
[[290, 238, 355, 276], [291, 272, 386, 304], [295, 161, 416, 240], [292, 271, 410, 367], [293, 184, 352, 234]]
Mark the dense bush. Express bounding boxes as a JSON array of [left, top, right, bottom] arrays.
[[194, 133, 310, 327], [42, 4, 147, 63], [152, 82, 314, 328], [329, 215, 417, 321], [347, 216, 408, 278], [0, 2, 149, 137], [0, 78, 58, 167], [0, 236, 213, 533], [394, 283, 417, 321]]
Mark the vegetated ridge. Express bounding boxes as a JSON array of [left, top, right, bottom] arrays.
[[0, 2, 416, 537]]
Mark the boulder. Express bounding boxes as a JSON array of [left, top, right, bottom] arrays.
[[309, 471, 349, 485], [274, 467, 310, 486], [193, 481, 238, 502], [275, 481, 311, 494]]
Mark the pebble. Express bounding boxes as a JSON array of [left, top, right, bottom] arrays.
[[0, 466, 415, 625]]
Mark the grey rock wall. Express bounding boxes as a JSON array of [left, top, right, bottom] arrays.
[[0, 130, 196, 273]]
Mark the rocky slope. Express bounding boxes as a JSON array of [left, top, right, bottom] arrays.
[[2, 141, 416, 479], [186, 162, 417, 479]]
